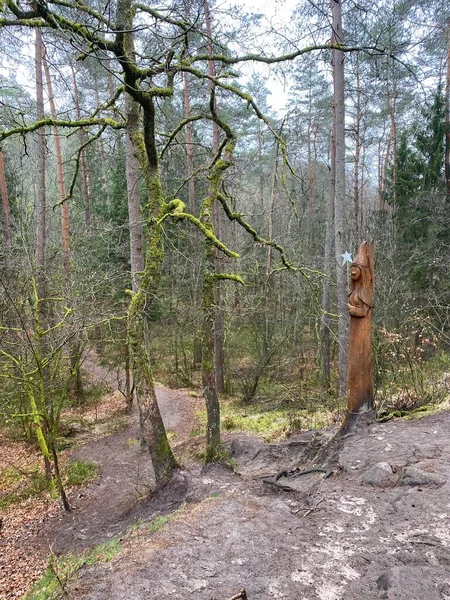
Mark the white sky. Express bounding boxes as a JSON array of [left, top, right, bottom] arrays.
[[218, 0, 300, 113], [0, 0, 300, 113]]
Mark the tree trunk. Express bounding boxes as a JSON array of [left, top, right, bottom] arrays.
[[331, 0, 348, 396], [264, 139, 280, 356], [0, 150, 12, 263], [391, 82, 398, 211], [116, 0, 176, 485], [353, 56, 361, 241], [70, 62, 92, 238], [445, 28, 450, 199], [42, 49, 70, 276], [322, 127, 336, 390], [34, 28, 46, 300], [125, 94, 144, 292], [183, 69, 202, 368], [183, 72, 196, 215], [204, 0, 225, 395]]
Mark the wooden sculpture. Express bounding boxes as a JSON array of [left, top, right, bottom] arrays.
[[341, 240, 375, 432]]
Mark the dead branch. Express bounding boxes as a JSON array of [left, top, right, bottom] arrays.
[[209, 589, 248, 600]]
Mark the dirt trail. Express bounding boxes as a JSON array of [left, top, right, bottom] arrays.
[[3, 353, 450, 600], [69, 411, 450, 600], [43, 356, 203, 554]]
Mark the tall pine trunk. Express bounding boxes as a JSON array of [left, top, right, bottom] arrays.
[[70, 62, 92, 238], [331, 0, 348, 396], [445, 27, 450, 199], [42, 49, 70, 275], [0, 150, 12, 264], [183, 70, 202, 368], [322, 127, 336, 390], [35, 28, 46, 301]]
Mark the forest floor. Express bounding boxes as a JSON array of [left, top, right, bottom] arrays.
[[1, 360, 450, 599]]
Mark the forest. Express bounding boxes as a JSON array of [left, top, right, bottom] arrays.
[[1, 0, 450, 597]]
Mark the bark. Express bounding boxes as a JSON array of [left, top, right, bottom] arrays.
[[445, 29, 450, 199], [264, 139, 280, 355], [34, 28, 46, 300], [183, 72, 196, 215], [204, 0, 225, 394], [43, 50, 70, 276], [183, 69, 202, 367], [353, 56, 361, 241], [390, 83, 398, 210], [116, 0, 176, 485], [322, 127, 336, 390], [125, 94, 144, 292], [200, 134, 235, 460], [0, 150, 12, 261], [202, 238, 221, 459], [258, 123, 264, 217], [331, 0, 348, 396], [70, 63, 92, 237]]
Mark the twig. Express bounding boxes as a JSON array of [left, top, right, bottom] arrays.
[[209, 589, 248, 600], [262, 478, 296, 492], [302, 496, 325, 517]]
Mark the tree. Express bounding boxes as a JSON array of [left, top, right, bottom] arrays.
[[331, 0, 348, 395]]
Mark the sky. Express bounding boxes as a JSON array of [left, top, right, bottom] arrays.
[[218, 0, 300, 114]]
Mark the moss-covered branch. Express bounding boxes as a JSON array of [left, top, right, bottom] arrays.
[[133, 3, 189, 30], [0, 116, 124, 142], [160, 114, 206, 159], [55, 125, 107, 209], [216, 192, 325, 280], [213, 273, 245, 285], [190, 44, 382, 66], [163, 210, 239, 258], [48, 0, 113, 28]]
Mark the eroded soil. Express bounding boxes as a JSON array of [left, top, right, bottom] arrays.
[[66, 413, 450, 600], [2, 354, 450, 600]]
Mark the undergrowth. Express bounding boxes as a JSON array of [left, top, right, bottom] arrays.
[[65, 459, 100, 487], [25, 511, 179, 600]]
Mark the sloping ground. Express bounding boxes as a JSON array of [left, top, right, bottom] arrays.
[[0, 382, 203, 599], [67, 412, 450, 600]]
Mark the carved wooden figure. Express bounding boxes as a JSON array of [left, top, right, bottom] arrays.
[[341, 240, 375, 432]]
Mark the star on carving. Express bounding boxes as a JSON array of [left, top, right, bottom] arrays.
[[341, 251, 353, 266]]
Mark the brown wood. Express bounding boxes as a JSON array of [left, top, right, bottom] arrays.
[[42, 49, 70, 275], [341, 240, 375, 433], [204, 0, 224, 394], [35, 27, 47, 299], [445, 27, 450, 199], [70, 62, 92, 237], [0, 150, 12, 257]]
